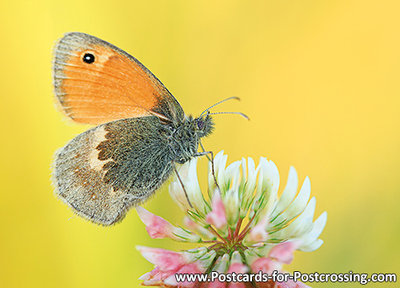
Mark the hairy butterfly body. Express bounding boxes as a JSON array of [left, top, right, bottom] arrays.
[[53, 32, 214, 225]]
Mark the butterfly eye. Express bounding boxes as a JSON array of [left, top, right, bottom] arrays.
[[82, 53, 95, 64], [197, 119, 204, 130]]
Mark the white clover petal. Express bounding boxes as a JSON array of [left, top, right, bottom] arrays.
[[273, 176, 311, 225], [251, 243, 274, 257], [208, 150, 227, 198], [269, 160, 280, 195], [243, 248, 255, 261], [288, 196, 316, 236], [170, 159, 209, 214], [223, 188, 240, 226], [224, 160, 241, 192], [246, 157, 258, 194], [272, 166, 299, 218], [186, 158, 200, 190], [240, 157, 247, 189], [208, 150, 227, 192], [197, 250, 217, 268], [271, 197, 316, 240], [184, 217, 216, 240], [231, 251, 243, 264], [254, 158, 280, 220], [243, 247, 264, 262], [240, 157, 258, 218], [184, 158, 208, 214], [297, 212, 327, 251], [299, 239, 324, 252], [212, 253, 230, 273], [169, 180, 191, 211], [182, 247, 208, 262], [256, 158, 267, 196], [172, 226, 201, 242], [257, 158, 280, 198]]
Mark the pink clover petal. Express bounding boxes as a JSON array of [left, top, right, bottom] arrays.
[[226, 263, 248, 288], [137, 246, 186, 272], [139, 267, 173, 286], [228, 282, 246, 288], [208, 279, 227, 288], [184, 217, 216, 240], [269, 241, 298, 264], [254, 282, 275, 288], [247, 221, 268, 243], [276, 279, 311, 288], [184, 216, 197, 229], [228, 262, 248, 274], [175, 262, 205, 274], [164, 263, 204, 287], [139, 267, 161, 281], [206, 192, 227, 229], [251, 257, 281, 274], [136, 206, 176, 239]]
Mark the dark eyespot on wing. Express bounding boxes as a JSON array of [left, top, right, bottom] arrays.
[[83, 53, 95, 64]]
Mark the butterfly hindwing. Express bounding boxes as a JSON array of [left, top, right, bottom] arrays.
[[53, 116, 174, 225], [53, 32, 184, 124]]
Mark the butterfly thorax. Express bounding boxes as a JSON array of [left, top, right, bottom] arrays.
[[167, 114, 214, 164]]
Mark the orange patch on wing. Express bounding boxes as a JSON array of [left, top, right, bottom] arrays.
[[57, 44, 165, 124]]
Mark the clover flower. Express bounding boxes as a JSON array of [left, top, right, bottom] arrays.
[[136, 151, 327, 287]]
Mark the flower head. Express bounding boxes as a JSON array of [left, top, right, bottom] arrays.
[[137, 151, 327, 287]]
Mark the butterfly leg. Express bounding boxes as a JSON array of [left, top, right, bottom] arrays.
[[199, 141, 212, 162], [173, 164, 194, 209], [195, 145, 221, 193]]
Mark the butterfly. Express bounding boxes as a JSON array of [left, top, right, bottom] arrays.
[[52, 32, 246, 225]]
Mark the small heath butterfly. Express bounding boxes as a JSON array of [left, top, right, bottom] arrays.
[[52, 32, 246, 225]]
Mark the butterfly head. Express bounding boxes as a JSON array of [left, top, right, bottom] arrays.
[[195, 112, 214, 138]]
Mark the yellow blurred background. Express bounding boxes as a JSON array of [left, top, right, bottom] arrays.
[[1, 0, 399, 287]]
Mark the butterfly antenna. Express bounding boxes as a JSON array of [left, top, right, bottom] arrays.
[[200, 96, 241, 117], [208, 111, 250, 120]]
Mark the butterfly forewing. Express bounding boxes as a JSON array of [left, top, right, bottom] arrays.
[[53, 32, 184, 124]]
